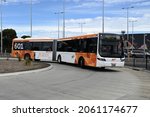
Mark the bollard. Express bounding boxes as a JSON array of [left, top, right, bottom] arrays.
[[133, 57, 136, 67], [146, 55, 148, 69]]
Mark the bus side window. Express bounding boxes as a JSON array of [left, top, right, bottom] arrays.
[[42, 42, 53, 51], [64, 41, 73, 52], [79, 40, 87, 52], [32, 42, 42, 51], [62, 42, 68, 52], [57, 41, 68, 52], [72, 40, 78, 52], [87, 38, 97, 53], [66, 40, 77, 52], [57, 42, 62, 51], [24, 42, 32, 50], [47, 47, 52, 51]]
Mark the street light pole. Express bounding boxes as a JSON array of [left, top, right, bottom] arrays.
[[122, 6, 134, 41], [1, 0, 6, 54], [102, 0, 104, 34], [144, 34, 147, 58], [63, 0, 65, 38], [129, 20, 137, 51], [30, 0, 32, 37], [79, 22, 86, 34], [55, 12, 63, 39], [122, 6, 134, 58]]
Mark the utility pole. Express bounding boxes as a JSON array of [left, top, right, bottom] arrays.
[[55, 12, 63, 39], [122, 6, 134, 58], [30, 0, 32, 37], [129, 20, 137, 51], [144, 34, 147, 58], [0, 0, 6, 54], [63, 0, 66, 38], [102, 0, 104, 34], [122, 6, 134, 41], [79, 22, 86, 34]]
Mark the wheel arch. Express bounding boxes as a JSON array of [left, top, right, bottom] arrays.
[[78, 56, 85, 67], [24, 53, 31, 60]]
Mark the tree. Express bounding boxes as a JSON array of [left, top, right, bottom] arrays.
[[1, 28, 17, 53], [21, 35, 31, 39]]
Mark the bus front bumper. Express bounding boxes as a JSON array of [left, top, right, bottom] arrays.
[[96, 58, 125, 68]]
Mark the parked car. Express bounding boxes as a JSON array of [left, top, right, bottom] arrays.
[[130, 49, 150, 58]]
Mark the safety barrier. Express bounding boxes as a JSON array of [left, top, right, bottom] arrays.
[[125, 55, 150, 70]]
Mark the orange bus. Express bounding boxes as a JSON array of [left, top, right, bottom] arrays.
[[11, 38, 53, 61], [11, 33, 125, 68], [57, 33, 125, 68]]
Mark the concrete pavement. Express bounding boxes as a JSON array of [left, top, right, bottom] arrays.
[[0, 63, 150, 100]]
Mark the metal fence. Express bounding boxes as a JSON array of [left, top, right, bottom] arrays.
[[0, 53, 11, 58], [125, 55, 150, 70]]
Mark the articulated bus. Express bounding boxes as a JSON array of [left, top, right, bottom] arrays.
[[11, 38, 53, 61], [11, 33, 125, 68], [57, 33, 125, 68]]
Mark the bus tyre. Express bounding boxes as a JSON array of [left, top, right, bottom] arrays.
[[24, 54, 31, 60], [57, 55, 62, 63], [78, 58, 85, 68], [100, 67, 105, 70]]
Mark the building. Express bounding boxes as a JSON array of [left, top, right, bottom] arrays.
[[124, 33, 150, 50]]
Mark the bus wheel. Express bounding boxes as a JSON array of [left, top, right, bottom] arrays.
[[100, 67, 105, 70], [78, 58, 85, 68], [24, 54, 31, 60], [57, 55, 62, 63]]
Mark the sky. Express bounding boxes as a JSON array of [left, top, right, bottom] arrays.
[[2, 0, 150, 38]]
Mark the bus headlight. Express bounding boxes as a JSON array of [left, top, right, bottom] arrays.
[[97, 58, 106, 61]]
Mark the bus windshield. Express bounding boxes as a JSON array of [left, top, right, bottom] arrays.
[[99, 34, 124, 58]]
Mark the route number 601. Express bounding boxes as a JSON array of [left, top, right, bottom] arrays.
[[14, 43, 24, 50]]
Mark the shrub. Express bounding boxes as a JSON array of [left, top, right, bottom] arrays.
[[24, 59, 32, 66]]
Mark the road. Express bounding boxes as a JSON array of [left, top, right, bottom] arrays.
[[0, 63, 150, 100]]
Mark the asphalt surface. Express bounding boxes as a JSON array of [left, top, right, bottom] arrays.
[[0, 63, 150, 100]]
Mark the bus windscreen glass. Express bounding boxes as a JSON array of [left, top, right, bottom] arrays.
[[99, 34, 124, 58]]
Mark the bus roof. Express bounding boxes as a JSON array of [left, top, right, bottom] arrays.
[[58, 34, 98, 41], [57, 33, 120, 41], [13, 38, 53, 42]]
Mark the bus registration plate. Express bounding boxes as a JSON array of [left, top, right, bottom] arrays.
[[111, 63, 116, 67]]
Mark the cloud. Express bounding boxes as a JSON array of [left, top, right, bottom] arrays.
[[3, 0, 150, 38], [4, 0, 39, 4], [71, 1, 100, 9], [5, 10, 150, 38]]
